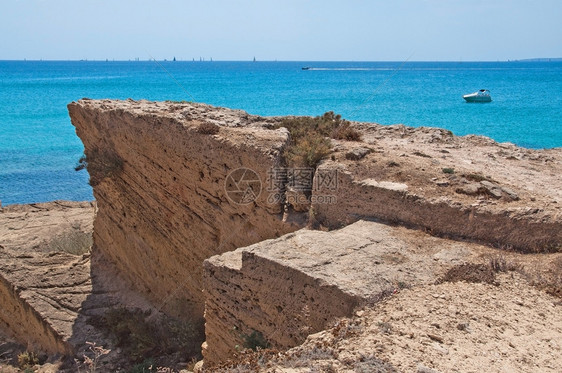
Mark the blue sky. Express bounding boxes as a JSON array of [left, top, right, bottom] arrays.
[[1, 0, 561, 61]]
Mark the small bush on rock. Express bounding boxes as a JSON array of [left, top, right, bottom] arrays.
[[75, 148, 124, 186], [275, 112, 362, 169]]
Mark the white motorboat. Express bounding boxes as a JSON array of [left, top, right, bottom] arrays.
[[463, 89, 492, 103]]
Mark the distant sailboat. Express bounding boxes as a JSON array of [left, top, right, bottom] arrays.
[[173, 56, 176, 61], [253, 56, 256, 62]]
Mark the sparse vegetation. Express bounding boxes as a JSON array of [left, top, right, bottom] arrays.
[[487, 255, 562, 298], [489, 255, 521, 273], [165, 100, 192, 104], [76, 342, 110, 373], [463, 173, 493, 182], [331, 121, 362, 141], [128, 358, 156, 373], [17, 351, 39, 370], [442, 167, 455, 174], [240, 330, 270, 351], [75, 148, 124, 186], [274, 111, 362, 169], [527, 256, 562, 298], [413, 151, 431, 158], [89, 307, 202, 365], [197, 122, 220, 135], [45, 228, 92, 255]]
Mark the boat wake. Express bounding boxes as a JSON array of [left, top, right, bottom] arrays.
[[302, 67, 394, 71]]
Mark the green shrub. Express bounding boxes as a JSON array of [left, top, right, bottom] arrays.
[[242, 330, 270, 351], [128, 359, 156, 373], [331, 121, 362, 141], [275, 111, 362, 169], [442, 167, 455, 174]]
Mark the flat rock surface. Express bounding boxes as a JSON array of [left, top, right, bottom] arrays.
[[0, 201, 154, 368], [237, 220, 487, 298], [0, 201, 94, 252], [341, 123, 562, 213]]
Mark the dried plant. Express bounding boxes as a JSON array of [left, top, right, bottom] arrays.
[[76, 342, 110, 373], [75, 148, 124, 186]]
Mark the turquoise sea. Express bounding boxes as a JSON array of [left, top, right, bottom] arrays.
[[0, 60, 561, 205]]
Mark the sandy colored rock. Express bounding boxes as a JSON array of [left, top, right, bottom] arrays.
[[68, 99, 305, 322], [212, 272, 562, 373], [0, 202, 95, 355], [0, 201, 94, 253], [310, 123, 562, 251], [0, 201, 156, 367], [202, 219, 513, 366]]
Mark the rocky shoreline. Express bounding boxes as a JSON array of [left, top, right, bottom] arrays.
[[0, 100, 560, 372]]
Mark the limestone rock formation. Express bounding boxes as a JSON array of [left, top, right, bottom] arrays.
[[64, 100, 561, 369], [0, 99, 553, 370], [68, 99, 305, 322], [216, 272, 562, 373], [202, 219, 494, 365], [0, 202, 95, 355], [312, 124, 562, 251]]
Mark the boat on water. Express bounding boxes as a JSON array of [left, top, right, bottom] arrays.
[[301, 66, 311, 70], [463, 89, 492, 103]]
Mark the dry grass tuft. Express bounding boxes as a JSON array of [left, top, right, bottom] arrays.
[[197, 122, 220, 135], [275, 112, 362, 169], [89, 307, 202, 366], [489, 255, 522, 273], [527, 256, 562, 298], [45, 228, 92, 255]]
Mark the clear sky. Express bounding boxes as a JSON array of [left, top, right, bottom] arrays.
[[1, 0, 561, 61]]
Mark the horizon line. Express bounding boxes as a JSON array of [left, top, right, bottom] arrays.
[[1, 57, 562, 63]]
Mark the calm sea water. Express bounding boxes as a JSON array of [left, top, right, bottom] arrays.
[[1, 60, 561, 205]]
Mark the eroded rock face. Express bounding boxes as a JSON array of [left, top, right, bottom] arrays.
[[0, 202, 95, 356], [311, 123, 562, 252], [63, 100, 562, 368], [202, 220, 488, 366], [68, 99, 304, 321], [224, 272, 562, 373], [313, 160, 562, 251]]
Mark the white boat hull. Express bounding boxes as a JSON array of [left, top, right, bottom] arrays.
[[463, 89, 492, 103]]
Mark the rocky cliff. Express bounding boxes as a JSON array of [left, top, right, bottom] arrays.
[[0, 99, 560, 370], [313, 124, 562, 251], [202, 219, 487, 364], [0, 202, 94, 356], [63, 100, 562, 369], [68, 99, 305, 322]]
